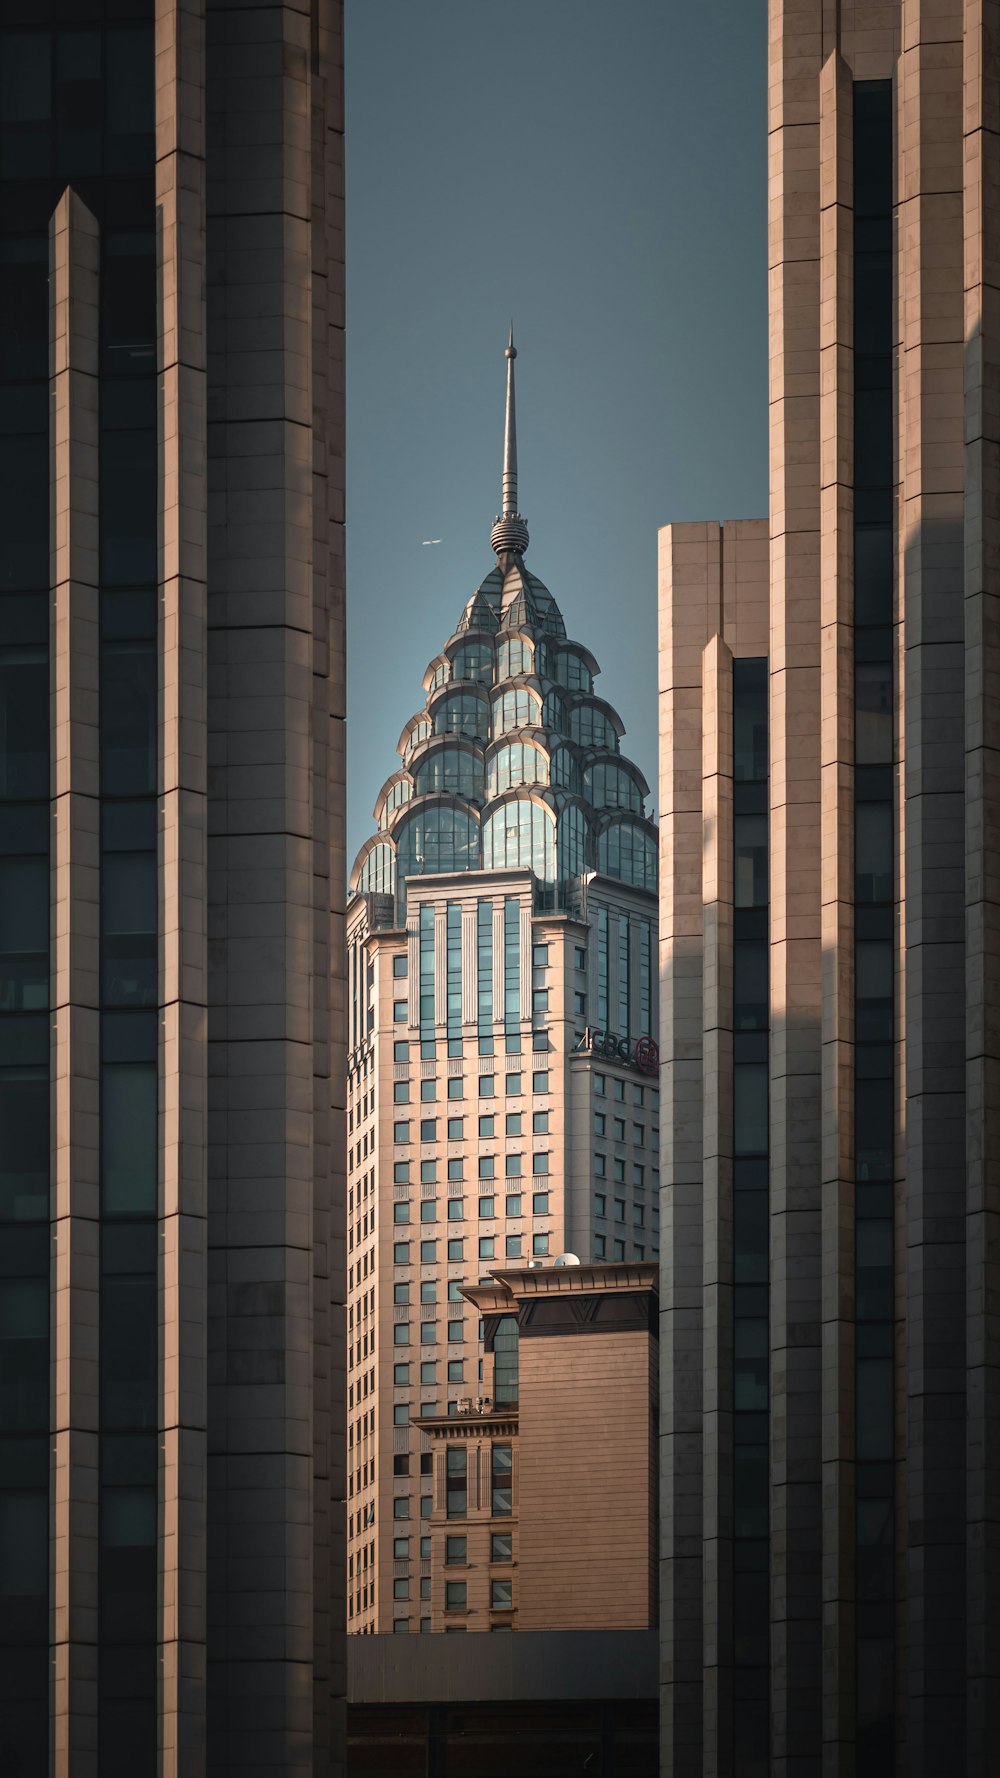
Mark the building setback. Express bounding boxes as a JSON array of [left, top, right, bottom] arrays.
[[346, 337, 660, 1633], [657, 5, 1000, 1777], [0, 3, 346, 1774]]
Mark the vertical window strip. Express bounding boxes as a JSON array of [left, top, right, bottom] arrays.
[[503, 898, 520, 1032], [617, 918, 630, 1036], [852, 79, 895, 1778], [639, 921, 652, 1034], [477, 900, 493, 1033], [418, 903, 435, 1044], [446, 903, 462, 1045], [597, 907, 609, 1027], [732, 656, 769, 1777]]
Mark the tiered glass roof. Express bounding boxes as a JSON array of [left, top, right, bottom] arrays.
[[350, 336, 658, 915]]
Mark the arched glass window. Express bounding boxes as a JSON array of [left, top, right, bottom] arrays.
[[542, 690, 567, 735], [556, 804, 590, 880], [497, 636, 533, 681], [451, 642, 493, 685], [569, 701, 618, 751], [433, 691, 488, 739], [401, 718, 431, 755], [396, 805, 480, 898], [492, 688, 541, 736], [550, 746, 580, 792], [482, 800, 555, 883], [357, 841, 396, 897], [429, 660, 451, 691], [487, 742, 549, 797], [554, 650, 593, 693], [583, 761, 643, 813], [597, 820, 657, 892], [413, 746, 485, 802]]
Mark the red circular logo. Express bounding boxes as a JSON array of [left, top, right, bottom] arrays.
[[633, 1036, 659, 1076]]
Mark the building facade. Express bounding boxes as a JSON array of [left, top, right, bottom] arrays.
[[658, 6, 1000, 1777], [416, 1260, 658, 1635], [346, 338, 659, 1633], [0, 2, 345, 1773]]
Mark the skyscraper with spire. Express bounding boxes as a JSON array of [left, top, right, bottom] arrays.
[[345, 338, 660, 1634]]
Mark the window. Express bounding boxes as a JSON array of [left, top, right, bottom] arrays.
[[393, 1618, 410, 1633], [478, 1155, 495, 1179], [447, 1198, 464, 1220], [633, 1085, 645, 1107], [505, 1235, 522, 1259], [393, 1082, 410, 1104], [594, 1154, 606, 1177], [448, 1360, 464, 1382], [420, 1362, 437, 1384], [633, 1123, 645, 1147], [479, 1236, 495, 1259], [614, 1198, 626, 1222], [532, 989, 549, 1013], [613, 1159, 626, 1183], [491, 1445, 512, 1516], [491, 1579, 513, 1610], [595, 1113, 606, 1136], [574, 992, 587, 1016], [447, 1076, 464, 1100], [393, 1324, 410, 1346], [614, 1239, 625, 1260], [393, 1242, 410, 1264], [532, 1192, 549, 1215], [393, 1203, 411, 1224], [532, 1111, 549, 1134], [446, 1536, 467, 1565], [394, 1041, 410, 1062], [447, 1159, 464, 1182], [448, 1319, 464, 1342], [393, 1537, 410, 1558], [421, 1536, 432, 1558], [393, 1000, 408, 1023], [447, 1117, 464, 1140], [447, 1281, 464, 1302], [394, 1455, 409, 1475], [575, 946, 586, 970], [633, 1164, 645, 1187], [419, 1240, 437, 1262], [393, 1121, 410, 1143], [393, 1404, 409, 1426], [393, 1498, 410, 1519], [478, 1196, 495, 1218], [491, 1533, 512, 1563], [506, 1154, 522, 1177], [532, 944, 549, 967], [393, 1163, 410, 1184], [420, 1321, 437, 1344], [614, 1080, 626, 1102], [447, 1239, 464, 1260], [393, 955, 408, 977], [505, 1114, 522, 1136], [532, 1070, 549, 1093], [420, 1281, 437, 1303], [506, 1194, 522, 1217], [595, 1233, 606, 1256], [532, 1153, 549, 1175], [420, 1162, 437, 1185], [532, 1234, 549, 1256], [420, 1200, 437, 1223], [393, 1283, 409, 1304], [479, 1075, 495, 1097], [614, 1118, 626, 1141], [420, 1079, 437, 1102], [393, 1364, 410, 1384], [420, 1119, 437, 1142], [506, 1073, 522, 1096], [634, 1205, 645, 1227], [445, 1581, 467, 1611], [446, 1448, 468, 1518], [479, 1115, 495, 1138], [420, 1496, 433, 1518]]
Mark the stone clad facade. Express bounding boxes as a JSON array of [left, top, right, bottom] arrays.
[[657, 6, 1000, 1777]]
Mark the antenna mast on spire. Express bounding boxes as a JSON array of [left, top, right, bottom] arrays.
[[490, 327, 530, 562]]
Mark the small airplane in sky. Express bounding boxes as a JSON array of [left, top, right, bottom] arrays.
[[421, 538, 442, 546]]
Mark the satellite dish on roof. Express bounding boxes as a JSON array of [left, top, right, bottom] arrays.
[[554, 1253, 581, 1267]]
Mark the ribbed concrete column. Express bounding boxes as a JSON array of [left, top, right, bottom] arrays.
[[963, 6, 1000, 1771], [701, 633, 734, 1775], [156, 1, 209, 1772], [50, 186, 101, 1778]]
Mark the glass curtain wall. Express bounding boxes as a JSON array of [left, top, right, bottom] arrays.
[[852, 80, 895, 1776], [732, 657, 769, 1778]]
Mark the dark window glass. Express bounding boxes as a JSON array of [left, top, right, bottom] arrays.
[[0, 1016, 47, 1221], [101, 643, 156, 795]]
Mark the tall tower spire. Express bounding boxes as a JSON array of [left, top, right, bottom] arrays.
[[490, 327, 530, 561]]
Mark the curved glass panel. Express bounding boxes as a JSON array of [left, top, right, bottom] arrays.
[[556, 804, 589, 879], [413, 746, 485, 801], [358, 842, 396, 897], [487, 742, 549, 798], [550, 745, 580, 792], [492, 688, 541, 736], [451, 642, 493, 685], [497, 637, 533, 680], [432, 692, 488, 740], [583, 760, 643, 813], [554, 650, 593, 693], [541, 690, 567, 735], [429, 660, 450, 692], [402, 718, 431, 754], [396, 805, 480, 898], [569, 701, 618, 751], [482, 800, 555, 883], [597, 820, 657, 892]]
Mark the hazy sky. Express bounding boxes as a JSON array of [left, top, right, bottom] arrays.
[[344, 0, 768, 868]]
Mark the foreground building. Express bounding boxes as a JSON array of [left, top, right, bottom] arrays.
[[346, 336, 659, 1632], [417, 1259, 658, 1634], [0, 3, 346, 1772], [658, 5, 1000, 1776]]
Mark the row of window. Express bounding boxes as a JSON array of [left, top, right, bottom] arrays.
[[594, 1194, 658, 1229], [390, 1234, 550, 1275], [392, 1155, 551, 1183], [394, 1110, 549, 1139], [392, 1069, 550, 1098], [390, 1193, 551, 1225], [359, 810, 657, 902]]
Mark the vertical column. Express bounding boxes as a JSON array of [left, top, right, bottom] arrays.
[[461, 905, 477, 1025], [50, 187, 102, 1778], [818, 52, 857, 1777], [309, 5, 346, 1755], [899, 4, 967, 1769], [768, 5, 825, 1765], [657, 521, 718, 1775], [701, 634, 734, 1774], [205, 1, 317, 1766], [157, 3, 208, 1773], [964, 4, 1000, 1772]]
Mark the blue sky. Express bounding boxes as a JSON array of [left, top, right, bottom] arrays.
[[344, 0, 768, 867]]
